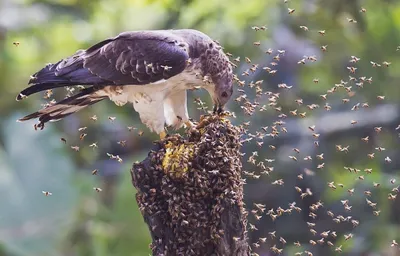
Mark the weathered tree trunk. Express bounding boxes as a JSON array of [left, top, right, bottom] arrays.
[[131, 115, 249, 256]]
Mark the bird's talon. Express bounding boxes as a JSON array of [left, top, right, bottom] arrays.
[[213, 104, 218, 114], [160, 131, 167, 140], [184, 120, 195, 129], [184, 120, 198, 135]]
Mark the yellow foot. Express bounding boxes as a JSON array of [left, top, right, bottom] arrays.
[[184, 120, 195, 129], [159, 131, 167, 140]]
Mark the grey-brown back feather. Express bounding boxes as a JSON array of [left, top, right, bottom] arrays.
[[17, 30, 209, 100]]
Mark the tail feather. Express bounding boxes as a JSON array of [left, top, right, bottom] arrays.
[[17, 58, 107, 101], [18, 87, 106, 129]]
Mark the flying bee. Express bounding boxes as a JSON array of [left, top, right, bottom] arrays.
[[94, 187, 102, 192], [42, 191, 52, 196], [299, 25, 309, 31]]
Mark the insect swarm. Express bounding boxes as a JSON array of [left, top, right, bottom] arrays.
[[130, 114, 249, 255]]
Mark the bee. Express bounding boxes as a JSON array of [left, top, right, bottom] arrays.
[[370, 61, 381, 67], [118, 140, 127, 147], [321, 45, 328, 51], [288, 8, 295, 14], [364, 190, 372, 196], [160, 65, 172, 71], [13, 42, 20, 46], [92, 169, 98, 175], [60, 138, 67, 144], [307, 56, 317, 62], [79, 133, 87, 141], [373, 210, 381, 216], [344, 233, 353, 241], [297, 58, 306, 65], [249, 223, 258, 231], [42, 191, 52, 196], [335, 245, 342, 252], [318, 30, 326, 35], [295, 98, 303, 105], [373, 182, 380, 188], [347, 66, 357, 73], [299, 25, 309, 31], [94, 187, 102, 192], [347, 18, 357, 23]]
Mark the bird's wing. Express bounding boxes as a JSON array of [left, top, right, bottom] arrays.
[[18, 31, 191, 100], [81, 31, 191, 85]]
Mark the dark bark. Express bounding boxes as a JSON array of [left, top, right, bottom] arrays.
[[131, 115, 249, 256]]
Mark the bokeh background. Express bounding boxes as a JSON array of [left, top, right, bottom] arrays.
[[1, 0, 400, 255]]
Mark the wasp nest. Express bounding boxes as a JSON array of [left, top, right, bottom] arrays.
[[131, 114, 249, 256]]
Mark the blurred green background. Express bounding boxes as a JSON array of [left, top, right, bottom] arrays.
[[1, 0, 400, 255]]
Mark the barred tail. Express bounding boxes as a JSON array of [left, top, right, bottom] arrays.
[[18, 87, 106, 129]]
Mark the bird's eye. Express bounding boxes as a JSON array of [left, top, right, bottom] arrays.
[[221, 91, 228, 98]]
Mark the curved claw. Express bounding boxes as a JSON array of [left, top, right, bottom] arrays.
[[213, 104, 224, 115], [159, 131, 167, 140]]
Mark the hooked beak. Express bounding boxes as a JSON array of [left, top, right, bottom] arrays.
[[212, 100, 224, 115]]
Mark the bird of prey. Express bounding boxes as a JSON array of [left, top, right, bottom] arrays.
[[17, 29, 234, 139]]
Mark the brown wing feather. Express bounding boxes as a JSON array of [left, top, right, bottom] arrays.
[[82, 32, 190, 85], [17, 31, 190, 100]]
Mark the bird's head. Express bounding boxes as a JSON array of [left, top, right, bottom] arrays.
[[198, 40, 234, 114], [211, 73, 233, 114]]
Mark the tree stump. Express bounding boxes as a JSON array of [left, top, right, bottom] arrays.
[[131, 114, 249, 256]]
